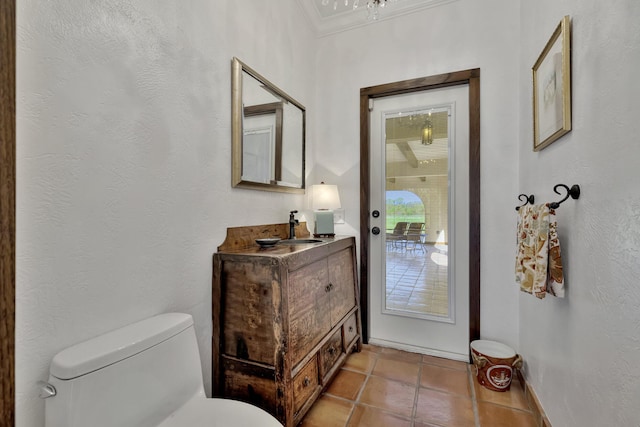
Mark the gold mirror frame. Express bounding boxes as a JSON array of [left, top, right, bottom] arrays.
[[231, 57, 306, 193]]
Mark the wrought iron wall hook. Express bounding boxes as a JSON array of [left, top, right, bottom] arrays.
[[549, 184, 580, 209], [515, 194, 535, 211]]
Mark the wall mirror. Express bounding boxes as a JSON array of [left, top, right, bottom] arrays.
[[232, 57, 306, 193]]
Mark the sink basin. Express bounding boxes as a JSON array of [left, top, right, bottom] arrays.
[[278, 239, 323, 244]]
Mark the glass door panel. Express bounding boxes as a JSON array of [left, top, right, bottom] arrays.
[[383, 107, 451, 321]]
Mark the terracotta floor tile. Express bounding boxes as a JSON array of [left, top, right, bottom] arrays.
[[358, 376, 416, 417], [477, 402, 538, 427], [309, 345, 540, 426], [343, 349, 378, 374], [377, 346, 423, 363], [420, 364, 471, 397], [422, 354, 469, 371], [414, 388, 475, 427], [472, 374, 530, 410], [325, 369, 367, 401], [347, 405, 412, 427], [361, 344, 383, 353], [372, 357, 420, 385], [299, 395, 353, 427], [413, 422, 446, 427]]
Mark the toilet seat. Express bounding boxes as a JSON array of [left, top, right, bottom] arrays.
[[157, 398, 283, 427]]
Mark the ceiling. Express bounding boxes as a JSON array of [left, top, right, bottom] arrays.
[[299, 0, 458, 36], [386, 110, 449, 162], [385, 110, 449, 184]]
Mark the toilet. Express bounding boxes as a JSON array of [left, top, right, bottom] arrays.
[[41, 313, 283, 427]]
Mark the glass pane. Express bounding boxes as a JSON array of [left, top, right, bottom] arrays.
[[383, 107, 450, 319]]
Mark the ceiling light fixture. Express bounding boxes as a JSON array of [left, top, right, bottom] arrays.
[[321, 0, 396, 20], [421, 118, 433, 145]]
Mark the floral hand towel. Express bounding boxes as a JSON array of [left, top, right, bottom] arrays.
[[515, 204, 565, 298]]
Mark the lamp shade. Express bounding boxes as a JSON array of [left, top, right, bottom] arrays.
[[311, 183, 341, 210]]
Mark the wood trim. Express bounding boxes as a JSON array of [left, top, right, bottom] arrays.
[[528, 382, 552, 427], [516, 370, 552, 427], [359, 94, 371, 341], [468, 73, 481, 344], [359, 69, 481, 349], [0, 1, 16, 425]]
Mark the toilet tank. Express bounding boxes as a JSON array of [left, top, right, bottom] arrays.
[[45, 313, 206, 427]]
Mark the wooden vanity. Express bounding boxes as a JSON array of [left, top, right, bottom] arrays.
[[212, 223, 362, 427]]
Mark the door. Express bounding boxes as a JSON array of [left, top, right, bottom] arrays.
[[368, 86, 470, 360]]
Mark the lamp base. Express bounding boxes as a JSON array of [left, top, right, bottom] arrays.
[[314, 210, 335, 236]]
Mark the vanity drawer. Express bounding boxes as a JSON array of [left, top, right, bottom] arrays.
[[319, 329, 343, 378], [293, 358, 319, 414], [343, 313, 358, 347]]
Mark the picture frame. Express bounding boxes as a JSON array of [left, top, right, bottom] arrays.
[[532, 15, 571, 151]]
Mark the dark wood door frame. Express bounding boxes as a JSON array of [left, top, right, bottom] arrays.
[[359, 69, 481, 350], [1, 1, 16, 424]]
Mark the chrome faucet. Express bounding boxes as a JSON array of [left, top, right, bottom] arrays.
[[289, 210, 299, 240]]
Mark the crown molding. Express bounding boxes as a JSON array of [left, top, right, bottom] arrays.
[[298, 0, 459, 37]]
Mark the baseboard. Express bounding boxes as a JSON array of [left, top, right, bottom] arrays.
[[367, 338, 469, 362], [516, 370, 552, 427]]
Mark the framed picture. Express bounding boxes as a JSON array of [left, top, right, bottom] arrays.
[[532, 15, 571, 151]]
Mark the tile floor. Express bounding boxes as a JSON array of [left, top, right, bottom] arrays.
[[385, 244, 449, 317], [300, 344, 538, 427]]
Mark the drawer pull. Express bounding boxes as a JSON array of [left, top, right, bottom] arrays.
[[325, 285, 331, 293], [303, 377, 311, 387], [348, 326, 354, 332], [328, 346, 336, 355]]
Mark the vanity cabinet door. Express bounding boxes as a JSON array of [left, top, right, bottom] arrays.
[[288, 259, 331, 366], [328, 248, 356, 326]]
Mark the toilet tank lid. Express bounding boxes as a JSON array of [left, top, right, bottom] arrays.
[[50, 313, 194, 380]]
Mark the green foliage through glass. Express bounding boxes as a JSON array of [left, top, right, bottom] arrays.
[[385, 192, 426, 231]]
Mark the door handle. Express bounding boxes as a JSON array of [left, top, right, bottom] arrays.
[[372, 227, 381, 235]]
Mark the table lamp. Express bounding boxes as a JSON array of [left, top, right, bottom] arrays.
[[311, 182, 341, 237]]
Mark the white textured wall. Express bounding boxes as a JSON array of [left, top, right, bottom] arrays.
[[15, 1, 315, 425], [18, 0, 640, 425], [315, 0, 521, 348], [518, 1, 640, 425]]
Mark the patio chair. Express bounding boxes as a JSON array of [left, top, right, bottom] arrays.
[[387, 222, 409, 250], [405, 222, 426, 252]]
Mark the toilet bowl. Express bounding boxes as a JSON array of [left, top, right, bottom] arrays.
[[157, 398, 280, 426], [41, 313, 282, 427]]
